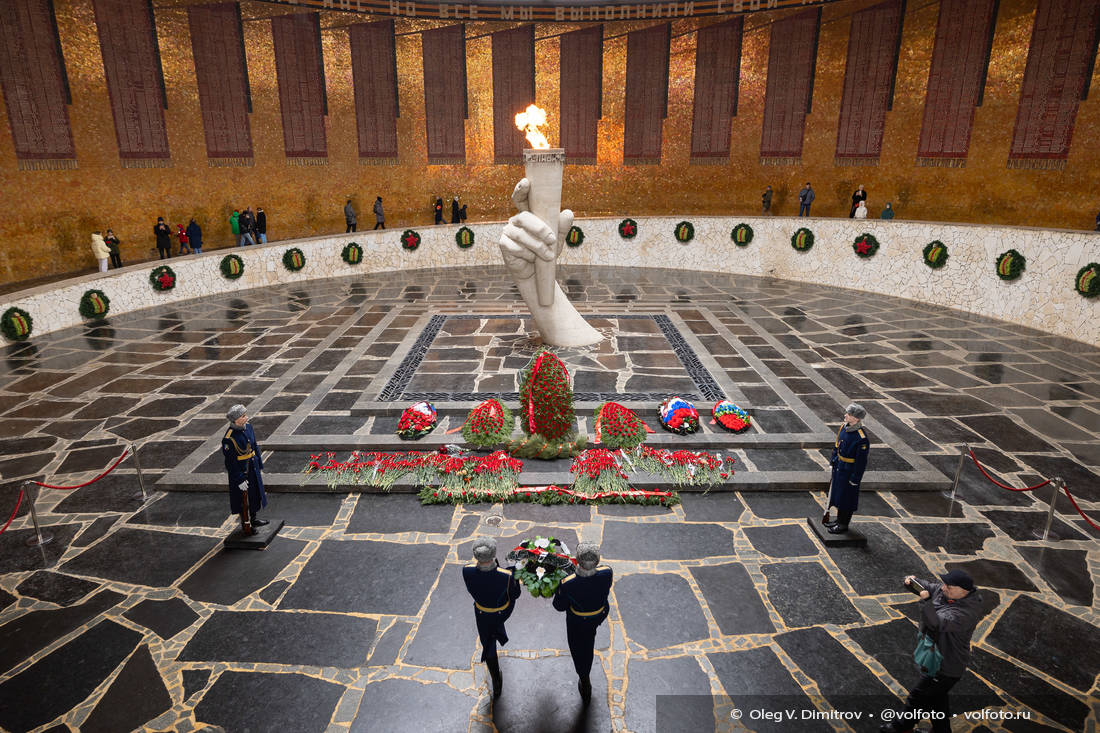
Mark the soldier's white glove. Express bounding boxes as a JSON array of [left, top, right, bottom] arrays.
[[239, 481, 248, 492]]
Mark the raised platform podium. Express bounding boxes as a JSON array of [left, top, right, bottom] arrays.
[[224, 519, 284, 550], [806, 516, 867, 548]]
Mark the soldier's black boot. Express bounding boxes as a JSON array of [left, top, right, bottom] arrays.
[[827, 511, 852, 534], [251, 514, 270, 527], [578, 676, 592, 705], [486, 659, 502, 698]]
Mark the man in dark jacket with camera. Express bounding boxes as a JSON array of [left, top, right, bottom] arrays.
[[881, 569, 984, 733]]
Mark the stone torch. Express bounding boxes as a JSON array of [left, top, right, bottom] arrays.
[[515, 105, 563, 308]]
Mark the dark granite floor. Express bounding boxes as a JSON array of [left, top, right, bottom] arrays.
[[0, 266, 1098, 732]]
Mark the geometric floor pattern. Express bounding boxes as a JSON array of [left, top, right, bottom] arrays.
[[0, 265, 1097, 731]]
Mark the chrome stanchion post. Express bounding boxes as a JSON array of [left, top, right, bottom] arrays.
[[23, 481, 53, 548], [949, 444, 967, 506], [1041, 478, 1062, 542], [130, 442, 148, 503]]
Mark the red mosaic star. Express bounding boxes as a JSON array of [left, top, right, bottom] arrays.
[[855, 239, 871, 255], [403, 232, 419, 248], [157, 271, 175, 288], [621, 221, 635, 235]]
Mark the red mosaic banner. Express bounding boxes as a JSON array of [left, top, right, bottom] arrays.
[[187, 2, 253, 164], [834, 0, 905, 165], [623, 23, 670, 165], [92, 0, 170, 166], [272, 12, 328, 162], [690, 17, 743, 163], [349, 19, 399, 163], [1008, 0, 1100, 169], [0, 0, 75, 169], [559, 25, 603, 165], [916, 0, 998, 166], [492, 25, 535, 164], [422, 24, 467, 164], [760, 7, 820, 164]]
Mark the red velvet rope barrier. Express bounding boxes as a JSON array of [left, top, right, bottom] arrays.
[[0, 490, 23, 535], [32, 448, 130, 491], [1059, 485, 1100, 532], [967, 449, 1050, 492]]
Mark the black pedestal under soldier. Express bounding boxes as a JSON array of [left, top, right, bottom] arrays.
[[462, 537, 520, 698], [553, 542, 613, 704], [823, 402, 870, 534]]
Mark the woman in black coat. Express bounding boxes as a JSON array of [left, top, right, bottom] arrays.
[[154, 217, 172, 259], [434, 197, 444, 225]]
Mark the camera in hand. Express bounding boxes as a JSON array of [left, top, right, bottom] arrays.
[[905, 578, 925, 596]]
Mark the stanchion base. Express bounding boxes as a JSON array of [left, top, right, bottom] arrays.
[[25, 534, 54, 548], [806, 517, 867, 548], [224, 520, 284, 550]]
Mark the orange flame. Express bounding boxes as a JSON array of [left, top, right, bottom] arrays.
[[515, 104, 550, 149]]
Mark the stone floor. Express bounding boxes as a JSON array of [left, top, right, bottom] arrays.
[[0, 265, 1098, 732]]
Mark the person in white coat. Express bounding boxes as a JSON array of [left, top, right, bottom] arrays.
[[854, 201, 868, 219], [90, 231, 111, 273]]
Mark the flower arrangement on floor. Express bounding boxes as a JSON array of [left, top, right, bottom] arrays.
[[220, 253, 245, 279], [396, 401, 437, 440], [341, 242, 363, 265], [853, 233, 879, 258], [401, 230, 421, 251], [1, 307, 33, 341], [150, 264, 176, 291], [79, 289, 110, 320], [282, 248, 306, 272], [592, 401, 650, 449], [658, 396, 700, 434], [571, 449, 630, 495], [508, 349, 586, 458], [791, 228, 814, 251], [633, 445, 731, 489], [618, 219, 638, 239], [506, 536, 576, 597], [455, 227, 475, 248], [674, 221, 695, 243], [995, 249, 1025, 281], [922, 241, 949, 269], [1075, 263, 1100, 298], [460, 398, 513, 448], [731, 223, 754, 246], [712, 400, 751, 433], [566, 225, 584, 247], [305, 447, 523, 494]]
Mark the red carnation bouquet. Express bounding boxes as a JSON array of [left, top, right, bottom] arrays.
[[396, 402, 437, 440], [593, 402, 651, 449], [460, 398, 513, 448]]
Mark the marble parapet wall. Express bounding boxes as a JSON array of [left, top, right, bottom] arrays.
[[3, 217, 1098, 345]]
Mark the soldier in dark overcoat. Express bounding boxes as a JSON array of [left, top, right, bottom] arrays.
[[462, 537, 521, 698], [824, 402, 870, 534], [221, 404, 268, 533], [553, 542, 613, 704]]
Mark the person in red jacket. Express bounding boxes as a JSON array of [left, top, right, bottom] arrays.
[[176, 224, 190, 255]]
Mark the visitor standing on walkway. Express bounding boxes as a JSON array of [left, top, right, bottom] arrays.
[[850, 184, 867, 218], [823, 403, 869, 534], [104, 229, 122, 269], [451, 196, 461, 224], [373, 196, 385, 229], [255, 207, 267, 244], [345, 199, 357, 233], [186, 218, 203, 254], [90, 231, 110, 273], [154, 217, 172, 259], [881, 202, 895, 220], [553, 542, 613, 704], [463, 537, 520, 699], [230, 209, 240, 245], [854, 201, 868, 219], [434, 197, 444, 225], [238, 208, 256, 246], [176, 224, 190, 255], [762, 185, 773, 215], [798, 183, 815, 217], [881, 570, 983, 733], [221, 405, 269, 535]]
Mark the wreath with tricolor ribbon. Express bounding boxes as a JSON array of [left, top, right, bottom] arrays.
[[79, 289, 111, 320], [618, 219, 638, 239], [282, 248, 306, 272], [674, 221, 695, 243], [1075, 263, 1100, 298], [791, 228, 814, 251], [731, 223, 753, 246], [396, 401, 437, 440], [150, 264, 176, 292], [455, 227, 475, 249], [995, 249, 1025, 281], [712, 400, 751, 433], [852, 233, 879, 258], [401, 229, 421, 251], [922, 241, 948, 269], [341, 242, 363, 265], [658, 396, 700, 435], [1, 307, 33, 341], [565, 226, 584, 248], [220, 254, 244, 279]]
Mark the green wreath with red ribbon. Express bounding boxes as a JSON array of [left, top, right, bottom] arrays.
[[1075, 263, 1100, 298], [791, 228, 814, 251], [731, 223, 753, 246], [455, 227, 475, 249], [565, 226, 584, 248], [853, 233, 879, 258], [674, 221, 695, 243], [618, 219, 638, 239], [401, 229, 421, 251], [922, 241, 949, 269], [150, 264, 176, 292], [341, 242, 363, 265], [220, 254, 244, 279], [282, 248, 306, 272], [79, 289, 110, 319], [593, 402, 649, 449], [507, 348, 586, 458], [995, 249, 1025, 281], [1, 307, 33, 341], [462, 398, 514, 448]]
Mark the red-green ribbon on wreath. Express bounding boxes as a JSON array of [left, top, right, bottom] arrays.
[[150, 265, 176, 292], [401, 230, 422, 250], [618, 219, 638, 239]]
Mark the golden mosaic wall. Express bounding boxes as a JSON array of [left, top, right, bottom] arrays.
[[1, 0, 1098, 284]]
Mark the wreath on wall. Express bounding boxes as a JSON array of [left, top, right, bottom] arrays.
[[1075, 263, 1100, 298], [1, 307, 33, 341], [791, 228, 814, 251], [79, 289, 110, 320], [731, 223, 754, 246], [618, 219, 638, 239], [674, 221, 695, 243], [282, 248, 306, 272], [995, 249, 1026, 281], [565, 226, 584, 248], [455, 227, 475, 249], [220, 254, 244, 279], [922, 241, 949, 269], [150, 264, 176, 292], [853, 233, 879, 258], [342, 242, 363, 265], [401, 230, 421, 251]]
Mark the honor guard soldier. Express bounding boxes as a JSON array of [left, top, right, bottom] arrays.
[[553, 542, 613, 704], [222, 405, 268, 534], [823, 403, 870, 534], [463, 537, 521, 698]]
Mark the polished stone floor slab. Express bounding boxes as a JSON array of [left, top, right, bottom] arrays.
[[708, 646, 831, 733], [624, 656, 715, 733], [488, 654, 612, 733], [123, 596, 199, 639], [825, 523, 935, 596], [403, 563, 477, 669], [689, 562, 775, 636], [679, 493, 745, 523], [986, 595, 1100, 691], [179, 537, 308, 606], [0, 589, 123, 675], [762, 562, 861, 627], [14, 570, 99, 606], [80, 644, 172, 733], [59, 527, 219, 587], [615, 573, 709, 649], [743, 524, 819, 558], [193, 670, 345, 732], [346, 494, 455, 535], [601, 521, 734, 560]]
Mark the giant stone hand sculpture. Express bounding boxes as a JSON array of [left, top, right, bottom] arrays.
[[498, 178, 603, 347]]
